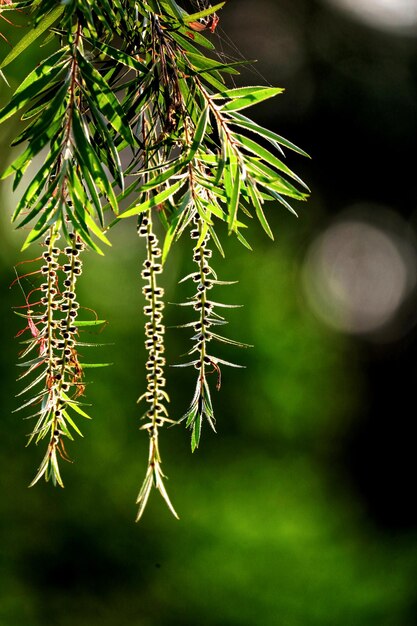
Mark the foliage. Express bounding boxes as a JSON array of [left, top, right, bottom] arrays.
[[0, 0, 308, 520]]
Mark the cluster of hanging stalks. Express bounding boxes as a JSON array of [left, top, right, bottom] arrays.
[[1, 0, 308, 520], [12, 225, 103, 487]]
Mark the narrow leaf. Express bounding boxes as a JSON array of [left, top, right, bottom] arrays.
[[117, 179, 186, 220], [0, 5, 65, 69]]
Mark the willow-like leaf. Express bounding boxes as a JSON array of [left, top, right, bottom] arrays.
[[0, 4, 65, 69], [0, 50, 69, 123], [182, 1, 224, 23]]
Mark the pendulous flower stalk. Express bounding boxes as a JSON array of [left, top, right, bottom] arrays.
[[176, 214, 248, 450], [136, 210, 178, 521]]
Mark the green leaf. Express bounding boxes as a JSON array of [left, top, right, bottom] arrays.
[[0, 4, 65, 70], [2, 120, 61, 184], [15, 368, 47, 397], [84, 91, 124, 190], [233, 132, 309, 190], [77, 52, 137, 148], [72, 109, 118, 217], [191, 412, 202, 452], [73, 320, 107, 327], [171, 29, 215, 53], [260, 186, 299, 216], [76, 155, 106, 224], [154, 466, 179, 520], [65, 169, 106, 252], [208, 224, 225, 257], [0, 49, 69, 124], [162, 216, 180, 264], [135, 473, 153, 523], [11, 76, 69, 146], [189, 104, 209, 160], [86, 38, 148, 73], [16, 179, 60, 229], [136, 159, 187, 194], [223, 141, 240, 231], [117, 179, 187, 220], [230, 111, 311, 157], [227, 172, 241, 232], [17, 161, 64, 229], [235, 229, 253, 250], [212, 356, 246, 368], [62, 410, 84, 437], [21, 206, 60, 250], [65, 202, 105, 255], [221, 88, 283, 112], [184, 405, 198, 428], [78, 363, 112, 368], [210, 332, 252, 348], [11, 145, 62, 222], [183, 2, 224, 23], [213, 85, 283, 100], [186, 51, 239, 75], [246, 157, 307, 200], [0, 69, 9, 87], [196, 214, 210, 247], [62, 397, 92, 419], [247, 184, 274, 240]]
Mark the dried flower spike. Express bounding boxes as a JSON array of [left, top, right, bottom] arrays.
[[136, 212, 178, 521]]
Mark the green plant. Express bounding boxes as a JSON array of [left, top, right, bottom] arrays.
[[0, 0, 309, 520]]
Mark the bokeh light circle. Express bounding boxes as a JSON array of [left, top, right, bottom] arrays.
[[323, 0, 417, 34], [302, 209, 417, 336]]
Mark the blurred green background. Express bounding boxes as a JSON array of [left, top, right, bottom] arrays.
[[1, 1, 417, 625]]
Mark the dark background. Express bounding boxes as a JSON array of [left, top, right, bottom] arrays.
[[1, 1, 417, 624]]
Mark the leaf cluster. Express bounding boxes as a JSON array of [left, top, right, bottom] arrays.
[[0, 0, 308, 255]]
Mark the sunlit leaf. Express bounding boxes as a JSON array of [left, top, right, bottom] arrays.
[[0, 4, 65, 69]]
